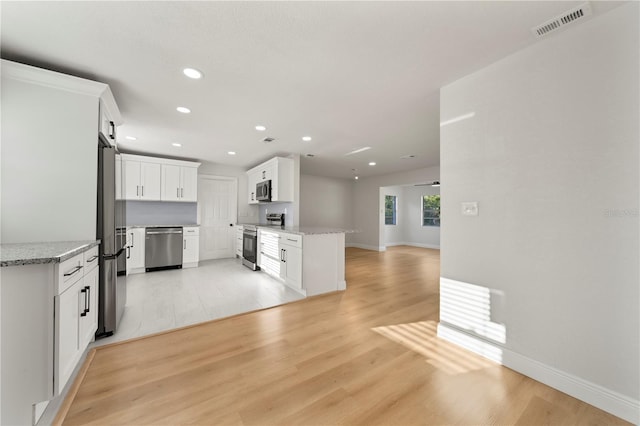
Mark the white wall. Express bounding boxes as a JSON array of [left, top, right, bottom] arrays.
[[1, 76, 98, 243], [440, 3, 638, 421], [351, 166, 440, 250], [402, 185, 440, 248], [300, 174, 353, 228]]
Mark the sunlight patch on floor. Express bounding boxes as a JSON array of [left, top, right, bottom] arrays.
[[371, 320, 497, 375]]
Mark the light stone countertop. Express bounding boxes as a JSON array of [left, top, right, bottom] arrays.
[[237, 223, 356, 236], [0, 240, 100, 267]]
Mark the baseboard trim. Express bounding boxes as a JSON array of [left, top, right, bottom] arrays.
[[346, 243, 385, 251], [385, 242, 440, 250], [437, 323, 640, 424]]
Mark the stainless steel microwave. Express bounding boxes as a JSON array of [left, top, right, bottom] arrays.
[[256, 180, 271, 202]]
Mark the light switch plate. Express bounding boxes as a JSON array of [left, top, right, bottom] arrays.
[[462, 202, 478, 216]]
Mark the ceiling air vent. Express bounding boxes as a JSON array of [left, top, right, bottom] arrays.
[[532, 2, 592, 39], [261, 137, 275, 143]]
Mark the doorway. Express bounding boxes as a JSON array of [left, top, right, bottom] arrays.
[[198, 175, 238, 260]]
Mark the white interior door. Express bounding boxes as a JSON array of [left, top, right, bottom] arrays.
[[198, 175, 237, 260]]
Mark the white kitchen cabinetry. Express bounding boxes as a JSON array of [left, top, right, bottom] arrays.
[[126, 227, 146, 274], [279, 233, 303, 290], [99, 98, 118, 143], [258, 229, 303, 292], [0, 243, 103, 426], [55, 246, 99, 395], [122, 154, 200, 202], [161, 164, 198, 202], [123, 158, 161, 201], [236, 225, 244, 257], [247, 157, 294, 204], [183, 226, 200, 268]]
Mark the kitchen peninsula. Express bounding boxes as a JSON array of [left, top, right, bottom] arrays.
[[242, 224, 352, 297]]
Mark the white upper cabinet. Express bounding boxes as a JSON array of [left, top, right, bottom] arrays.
[[123, 158, 161, 201], [99, 98, 118, 143], [122, 154, 200, 202], [247, 157, 294, 204], [161, 164, 198, 202]]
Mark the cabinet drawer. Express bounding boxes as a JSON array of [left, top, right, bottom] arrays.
[[83, 246, 100, 272], [57, 253, 84, 294], [280, 232, 302, 248], [183, 226, 199, 236]]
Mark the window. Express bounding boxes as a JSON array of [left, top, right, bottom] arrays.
[[423, 194, 440, 226], [385, 195, 397, 225]]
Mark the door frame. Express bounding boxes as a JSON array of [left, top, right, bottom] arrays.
[[197, 174, 238, 260]]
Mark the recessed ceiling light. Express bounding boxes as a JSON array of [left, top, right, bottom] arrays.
[[368, 162, 376, 166], [176, 106, 191, 114], [228, 151, 236, 155], [183, 68, 203, 79], [255, 125, 266, 131], [355, 176, 359, 180], [172, 143, 182, 147], [302, 136, 312, 142], [125, 136, 137, 141]]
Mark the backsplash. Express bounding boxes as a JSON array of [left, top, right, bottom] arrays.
[[259, 203, 295, 226], [126, 201, 197, 225]]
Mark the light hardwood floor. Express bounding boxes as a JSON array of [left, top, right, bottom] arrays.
[[59, 246, 629, 425]]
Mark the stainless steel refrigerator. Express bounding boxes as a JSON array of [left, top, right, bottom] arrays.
[[97, 134, 127, 337]]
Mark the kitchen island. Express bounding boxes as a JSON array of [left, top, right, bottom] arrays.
[[240, 224, 353, 297], [0, 240, 101, 425]]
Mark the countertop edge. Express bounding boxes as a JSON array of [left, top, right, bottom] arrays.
[[237, 224, 356, 236], [0, 240, 101, 267]]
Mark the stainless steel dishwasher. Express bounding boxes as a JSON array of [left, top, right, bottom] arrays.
[[145, 227, 183, 271]]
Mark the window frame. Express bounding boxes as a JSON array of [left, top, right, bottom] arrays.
[[422, 194, 440, 227], [384, 195, 397, 226]]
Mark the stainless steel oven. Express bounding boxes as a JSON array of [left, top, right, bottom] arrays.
[[242, 225, 260, 270]]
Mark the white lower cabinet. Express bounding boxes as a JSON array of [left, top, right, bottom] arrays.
[[183, 226, 200, 268], [236, 225, 244, 257], [280, 235, 302, 290], [126, 227, 146, 274], [258, 229, 303, 292], [55, 246, 99, 395]]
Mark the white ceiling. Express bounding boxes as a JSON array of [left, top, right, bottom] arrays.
[[0, 1, 623, 179]]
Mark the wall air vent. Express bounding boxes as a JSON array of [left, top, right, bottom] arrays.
[[532, 2, 592, 39], [261, 137, 275, 143]]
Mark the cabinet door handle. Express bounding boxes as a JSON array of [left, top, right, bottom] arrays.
[[251, 192, 254, 201], [177, 187, 180, 198], [126, 246, 131, 259], [142, 186, 144, 196], [86, 255, 99, 263], [109, 121, 115, 140], [137, 185, 140, 196], [181, 188, 184, 198], [80, 287, 88, 317], [262, 171, 266, 179], [130, 232, 134, 247], [63, 265, 83, 277], [85, 285, 91, 314]]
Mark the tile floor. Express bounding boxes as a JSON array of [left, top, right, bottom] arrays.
[[93, 257, 305, 347]]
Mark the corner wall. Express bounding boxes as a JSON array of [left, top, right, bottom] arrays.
[[439, 3, 639, 422]]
